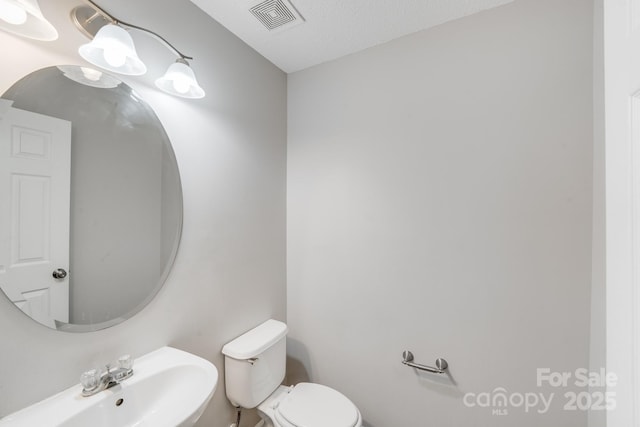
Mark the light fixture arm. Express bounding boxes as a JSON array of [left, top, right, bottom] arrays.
[[83, 0, 193, 61]]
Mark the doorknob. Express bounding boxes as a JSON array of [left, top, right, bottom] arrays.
[[52, 268, 67, 279]]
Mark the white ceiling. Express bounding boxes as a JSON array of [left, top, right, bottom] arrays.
[[190, 0, 515, 73]]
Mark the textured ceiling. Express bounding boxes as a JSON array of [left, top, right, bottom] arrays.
[[190, 0, 515, 73]]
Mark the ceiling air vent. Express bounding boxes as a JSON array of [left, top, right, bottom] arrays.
[[249, 0, 305, 32]]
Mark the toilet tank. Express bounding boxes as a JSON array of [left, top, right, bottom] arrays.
[[222, 319, 288, 408]]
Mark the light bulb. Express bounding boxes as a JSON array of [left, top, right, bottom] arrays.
[[155, 59, 205, 99], [103, 48, 126, 68], [172, 78, 190, 94], [81, 67, 102, 82], [0, 0, 27, 25]]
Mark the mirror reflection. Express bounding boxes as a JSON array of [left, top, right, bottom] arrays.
[[0, 65, 182, 332]]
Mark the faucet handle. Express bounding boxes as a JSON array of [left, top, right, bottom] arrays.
[[80, 368, 102, 391], [118, 354, 133, 370]]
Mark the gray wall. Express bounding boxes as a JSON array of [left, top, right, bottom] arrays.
[[0, 0, 286, 426], [589, 0, 606, 426], [287, 0, 593, 426], [67, 85, 164, 325]]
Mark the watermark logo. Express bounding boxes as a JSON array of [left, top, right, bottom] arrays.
[[463, 387, 553, 415], [463, 368, 617, 416]]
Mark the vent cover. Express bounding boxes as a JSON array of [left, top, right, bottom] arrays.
[[250, 0, 304, 32]]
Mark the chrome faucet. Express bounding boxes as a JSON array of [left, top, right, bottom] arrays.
[[80, 355, 134, 397]]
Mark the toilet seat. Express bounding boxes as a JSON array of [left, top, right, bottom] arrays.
[[273, 383, 360, 427]]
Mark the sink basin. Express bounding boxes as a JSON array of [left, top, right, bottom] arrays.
[[0, 347, 218, 427]]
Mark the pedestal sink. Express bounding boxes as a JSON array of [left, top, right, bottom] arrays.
[[0, 347, 218, 427]]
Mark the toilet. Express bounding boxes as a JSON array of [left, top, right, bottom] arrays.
[[222, 319, 363, 427]]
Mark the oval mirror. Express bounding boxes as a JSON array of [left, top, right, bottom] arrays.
[[0, 65, 182, 332]]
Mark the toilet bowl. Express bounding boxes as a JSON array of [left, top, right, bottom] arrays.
[[222, 319, 362, 427]]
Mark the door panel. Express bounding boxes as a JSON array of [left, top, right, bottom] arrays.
[[0, 99, 71, 328]]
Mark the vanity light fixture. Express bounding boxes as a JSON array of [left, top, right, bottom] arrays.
[[0, 0, 58, 41], [72, 0, 205, 99], [155, 58, 205, 99], [78, 23, 146, 75]]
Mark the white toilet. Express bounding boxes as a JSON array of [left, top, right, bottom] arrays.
[[222, 319, 363, 427]]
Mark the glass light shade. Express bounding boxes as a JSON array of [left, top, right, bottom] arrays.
[[57, 65, 121, 89], [155, 59, 205, 99], [0, 0, 26, 25], [0, 0, 57, 41], [78, 24, 147, 76]]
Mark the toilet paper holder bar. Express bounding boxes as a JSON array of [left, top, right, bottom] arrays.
[[401, 350, 448, 374]]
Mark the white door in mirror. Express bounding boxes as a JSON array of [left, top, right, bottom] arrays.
[[0, 99, 71, 327]]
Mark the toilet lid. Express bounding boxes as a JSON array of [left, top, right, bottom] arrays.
[[275, 383, 359, 427]]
